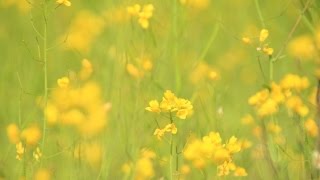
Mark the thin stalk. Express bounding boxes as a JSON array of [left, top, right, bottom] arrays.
[[41, 1, 48, 151], [172, 0, 180, 93], [254, 0, 265, 28], [169, 112, 174, 180], [269, 56, 273, 82]]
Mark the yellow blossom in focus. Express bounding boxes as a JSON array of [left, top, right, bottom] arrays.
[[56, 0, 71, 7], [145, 100, 161, 113]]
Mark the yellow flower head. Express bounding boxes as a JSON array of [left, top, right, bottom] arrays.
[[259, 29, 269, 42], [305, 118, 318, 137], [21, 125, 41, 146], [242, 37, 251, 44], [6, 123, 20, 144], [57, 77, 70, 88], [145, 100, 161, 113]]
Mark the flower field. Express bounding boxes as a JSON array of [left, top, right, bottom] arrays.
[[1, 0, 320, 179]]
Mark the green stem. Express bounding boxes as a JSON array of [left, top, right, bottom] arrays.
[[269, 56, 273, 82], [302, 15, 316, 34], [42, 1, 48, 151], [173, 0, 180, 93], [254, 0, 265, 28], [169, 113, 174, 180], [198, 23, 219, 62]]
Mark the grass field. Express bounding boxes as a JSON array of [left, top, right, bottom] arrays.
[[1, 0, 320, 179]]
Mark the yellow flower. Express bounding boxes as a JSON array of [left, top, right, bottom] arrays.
[[153, 123, 177, 140], [259, 29, 269, 42], [153, 128, 165, 140], [135, 149, 155, 180], [242, 37, 251, 44], [145, 100, 161, 113], [257, 98, 278, 117], [126, 63, 142, 79], [226, 136, 241, 154], [33, 147, 42, 162], [217, 161, 236, 176], [164, 123, 178, 134], [263, 47, 274, 55], [127, 3, 154, 29], [127, 4, 141, 16], [241, 114, 254, 125], [16, 142, 25, 160], [57, 77, 70, 88], [305, 118, 318, 137], [174, 98, 193, 119], [6, 123, 20, 144], [267, 122, 282, 134], [213, 148, 230, 164], [21, 125, 41, 146], [287, 35, 315, 60], [56, 0, 71, 7]]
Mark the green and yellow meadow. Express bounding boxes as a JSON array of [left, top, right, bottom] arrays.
[[1, 0, 320, 179]]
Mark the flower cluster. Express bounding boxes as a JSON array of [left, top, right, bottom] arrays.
[[127, 4, 154, 29], [248, 74, 310, 117], [6, 123, 42, 161], [44, 59, 110, 137], [153, 123, 177, 140], [146, 90, 193, 119], [146, 90, 193, 140], [183, 132, 247, 176], [242, 29, 274, 56]]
